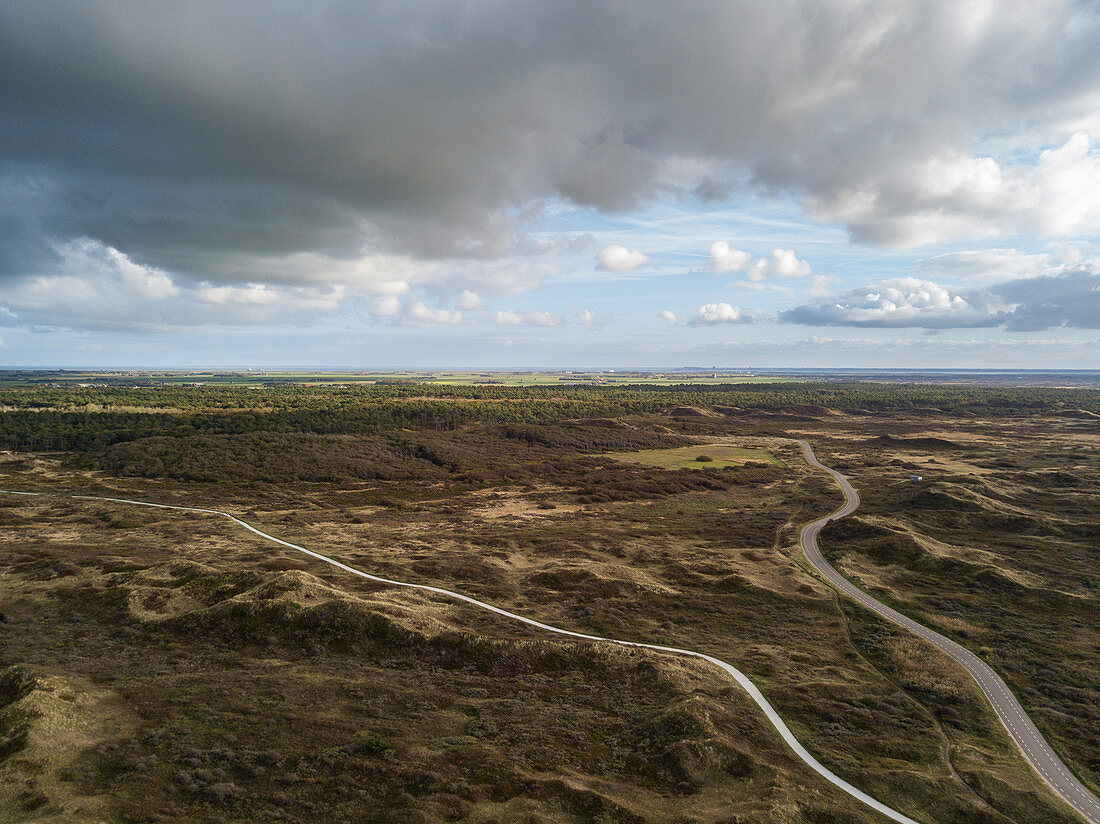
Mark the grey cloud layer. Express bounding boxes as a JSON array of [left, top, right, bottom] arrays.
[[782, 271, 1100, 331], [3, 0, 1099, 297]]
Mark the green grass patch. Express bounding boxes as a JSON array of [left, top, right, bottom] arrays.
[[601, 444, 785, 470]]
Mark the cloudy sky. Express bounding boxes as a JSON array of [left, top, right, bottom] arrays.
[[2, 1, 1099, 369]]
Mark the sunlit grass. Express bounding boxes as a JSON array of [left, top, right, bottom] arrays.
[[601, 444, 785, 469]]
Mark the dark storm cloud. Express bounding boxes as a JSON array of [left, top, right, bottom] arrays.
[[1, 0, 1099, 289]]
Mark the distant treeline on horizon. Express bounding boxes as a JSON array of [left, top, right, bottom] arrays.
[[0, 382, 1096, 454]]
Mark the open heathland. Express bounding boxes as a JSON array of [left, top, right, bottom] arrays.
[[0, 381, 1096, 823]]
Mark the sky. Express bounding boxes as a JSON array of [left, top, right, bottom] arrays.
[[1, 1, 1099, 370]]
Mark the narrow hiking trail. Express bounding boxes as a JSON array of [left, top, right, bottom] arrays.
[[10, 441, 1097, 822], [4, 485, 922, 824]]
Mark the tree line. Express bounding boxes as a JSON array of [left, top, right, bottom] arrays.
[[0, 382, 1096, 453]]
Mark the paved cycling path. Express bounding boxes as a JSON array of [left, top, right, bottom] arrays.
[[797, 440, 1099, 824], [3, 487, 921, 823]]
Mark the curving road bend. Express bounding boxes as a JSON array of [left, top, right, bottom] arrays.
[[1, 489, 923, 824], [797, 440, 1100, 824]]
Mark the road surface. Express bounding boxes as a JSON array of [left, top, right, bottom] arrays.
[[3, 487, 922, 824], [797, 439, 1100, 824]]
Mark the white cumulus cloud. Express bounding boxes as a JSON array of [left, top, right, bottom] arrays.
[[784, 270, 1100, 331], [457, 289, 485, 310], [526, 311, 563, 327], [575, 308, 607, 327], [748, 249, 812, 282], [0, 238, 347, 331], [403, 299, 462, 326], [690, 303, 752, 326], [782, 277, 1001, 328], [812, 133, 1100, 247], [709, 241, 752, 273], [596, 245, 649, 273], [494, 310, 523, 326], [198, 284, 281, 306]]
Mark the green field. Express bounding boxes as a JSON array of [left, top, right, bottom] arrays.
[[603, 443, 786, 469]]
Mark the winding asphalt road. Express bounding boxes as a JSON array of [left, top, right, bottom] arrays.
[[6, 442, 1097, 822], [797, 439, 1100, 824], [2, 488, 924, 824]]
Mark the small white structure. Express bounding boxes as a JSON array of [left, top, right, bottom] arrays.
[[909, 475, 923, 481]]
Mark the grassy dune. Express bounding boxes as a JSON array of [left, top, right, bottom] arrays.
[[0, 386, 1095, 823]]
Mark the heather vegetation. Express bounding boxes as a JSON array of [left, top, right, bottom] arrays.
[[0, 382, 1095, 823], [815, 421, 1100, 796]]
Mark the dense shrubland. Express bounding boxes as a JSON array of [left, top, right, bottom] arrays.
[[1, 382, 1096, 453]]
